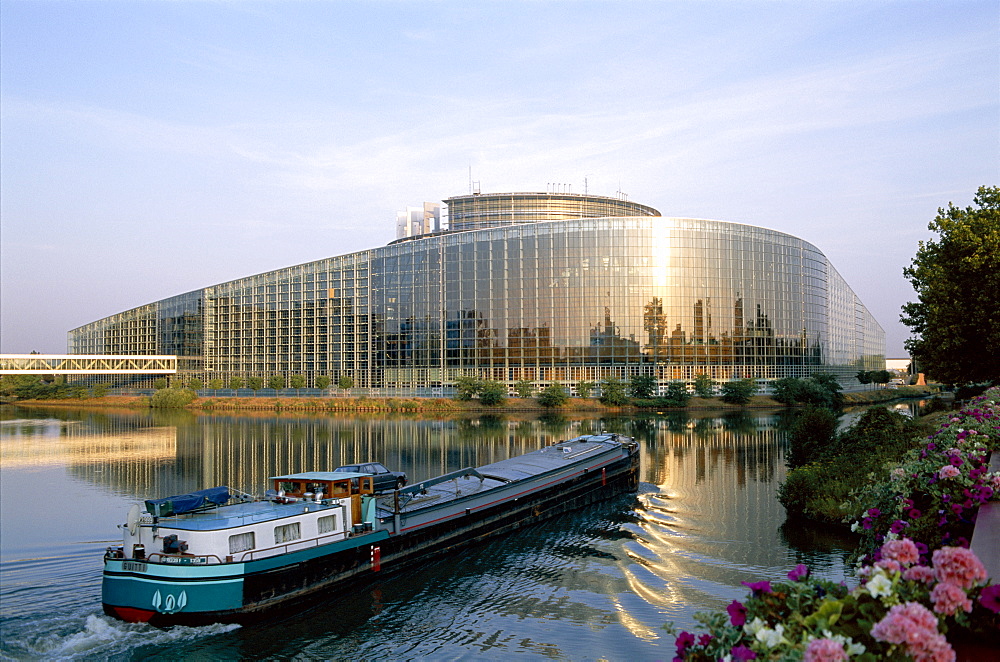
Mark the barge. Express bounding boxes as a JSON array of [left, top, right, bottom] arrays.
[[102, 433, 640, 626]]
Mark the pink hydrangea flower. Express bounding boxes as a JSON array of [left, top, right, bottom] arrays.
[[932, 547, 987, 590], [804, 638, 847, 662], [876, 559, 901, 573], [881, 538, 920, 566], [931, 581, 973, 615], [938, 465, 961, 479]]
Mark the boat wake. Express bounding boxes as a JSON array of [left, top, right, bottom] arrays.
[[0, 612, 239, 660]]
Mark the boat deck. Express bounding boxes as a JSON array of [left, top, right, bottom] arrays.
[[149, 499, 338, 532], [377, 434, 622, 516]]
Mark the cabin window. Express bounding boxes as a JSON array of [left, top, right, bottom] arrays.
[[318, 514, 338, 534], [229, 531, 255, 554], [274, 522, 301, 544]]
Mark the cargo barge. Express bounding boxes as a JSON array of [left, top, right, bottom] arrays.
[[102, 432, 640, 626]]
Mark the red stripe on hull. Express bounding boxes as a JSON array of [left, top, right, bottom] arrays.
[[106, 605, 155, 623]]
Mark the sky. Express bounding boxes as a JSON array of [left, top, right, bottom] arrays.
[[1, 1, 997, 358]]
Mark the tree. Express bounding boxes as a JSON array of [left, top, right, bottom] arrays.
[[856, 370, 872, 390], [187, 377, 204, 390], [663, 381, 690, 407], [628, 374, 657, 399], [871, 370, 892, 389], [599, 377, 629, 406], [229, 376, 244, 390], [290, 375, 306, 392], [514, 380, 534, 398], [207, 378, 224, 391], [268, 375, 286, 390], [693, 373, 714, 398], [575, 380, 595, 398], [152, 378, 168, 390], [478, 380, 507, 406], [454, 376, 483, 401], [315, 375, 331, 391], [337, 375, 354, 390], [537, 382, 569, 408], [247, 376, 263, 390], [901, 186, 1000, 384], [720, 378, 758, 405]]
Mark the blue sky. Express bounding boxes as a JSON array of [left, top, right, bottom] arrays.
[[2, 1, 997, 357]]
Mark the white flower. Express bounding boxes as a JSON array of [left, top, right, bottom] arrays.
[[755, 623, 785, 648], [850, 521, 861, 532], [865, 572, 893, 599], [820, 630, 866, 656], [743, 617, 765, 637]]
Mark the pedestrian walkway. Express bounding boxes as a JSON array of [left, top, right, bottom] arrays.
[[970, 453, 1000, 582]]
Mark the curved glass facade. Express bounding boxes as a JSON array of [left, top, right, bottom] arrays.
[[444, 192, 659, 231], [69, 196, 884, 391]]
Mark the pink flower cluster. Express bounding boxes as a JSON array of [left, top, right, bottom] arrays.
[[803, 638, 848, 662], [937, 465, 960, 479], [932, 546, 988, 589], [870, 602, 954, 662]]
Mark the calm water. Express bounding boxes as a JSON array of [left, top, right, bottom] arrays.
[[0, 405, 855, 661]]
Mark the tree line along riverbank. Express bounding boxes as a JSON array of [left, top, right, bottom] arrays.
[[3, 384, 936, 413]]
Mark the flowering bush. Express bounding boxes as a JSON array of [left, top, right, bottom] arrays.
[[670, 388, 1000, 660], [669, 540, 999, 661], [847, 387, 1000, 561]]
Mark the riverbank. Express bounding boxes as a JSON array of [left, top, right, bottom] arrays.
[[7, 393, 797, 413]]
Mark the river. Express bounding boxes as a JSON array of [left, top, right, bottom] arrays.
[[0, 404, 857, 660]]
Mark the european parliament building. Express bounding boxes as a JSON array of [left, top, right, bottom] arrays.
[[69, 191, 885, 392]]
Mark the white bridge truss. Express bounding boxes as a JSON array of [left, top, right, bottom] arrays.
[[0, 354, 177, 375]]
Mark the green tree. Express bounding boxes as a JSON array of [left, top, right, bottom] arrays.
[[207, 378, 224, 390], [247, 376, 264, 390], [785, 407, 838, 469], [575, 380, 594, 398], [628, 374, 657, 399], [901, 186, 1000, 384], [720, 378, 758, 405], [693, 373, 714, 398], [856, 370, 872, 390], [92, 384, 109, 398], [663, 381, 691, 407], [187, 377, 204, 390], [152, 378, 168, 390], [871, 370, 892, 389], [337, 375, 354, 390], [268, 375, 286, 390], [315, 375, 331, 390], [228, 376, 244, 390], [514, 380, 534, 398], [478, 380, 507, 406], [599, 377, 629, 406], [453, 376, 483, 401], [538, 382, 569, 407], [290, 375, 306, 391]]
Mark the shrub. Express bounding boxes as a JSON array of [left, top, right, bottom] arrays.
[[152, 378, 168, 390], [149, 387, 196, 408], [628, 374, 657, 399], [575, 380, 595, 398], [663, 381, 691, 407], [514, 380, 534, 398], [538, 382, 569, 408], [453, 376, 483, 401], [599, 377, 629, 406], [478, 380, 507, 406], [693, 373, 714, 398], [785, 407, 838, 469], [720, 379, 758, 405]]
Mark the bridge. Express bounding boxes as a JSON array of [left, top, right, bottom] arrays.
[[0, 354, 177, 375]]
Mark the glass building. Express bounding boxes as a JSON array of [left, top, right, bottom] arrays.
[[69, 191, 884, 391]]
